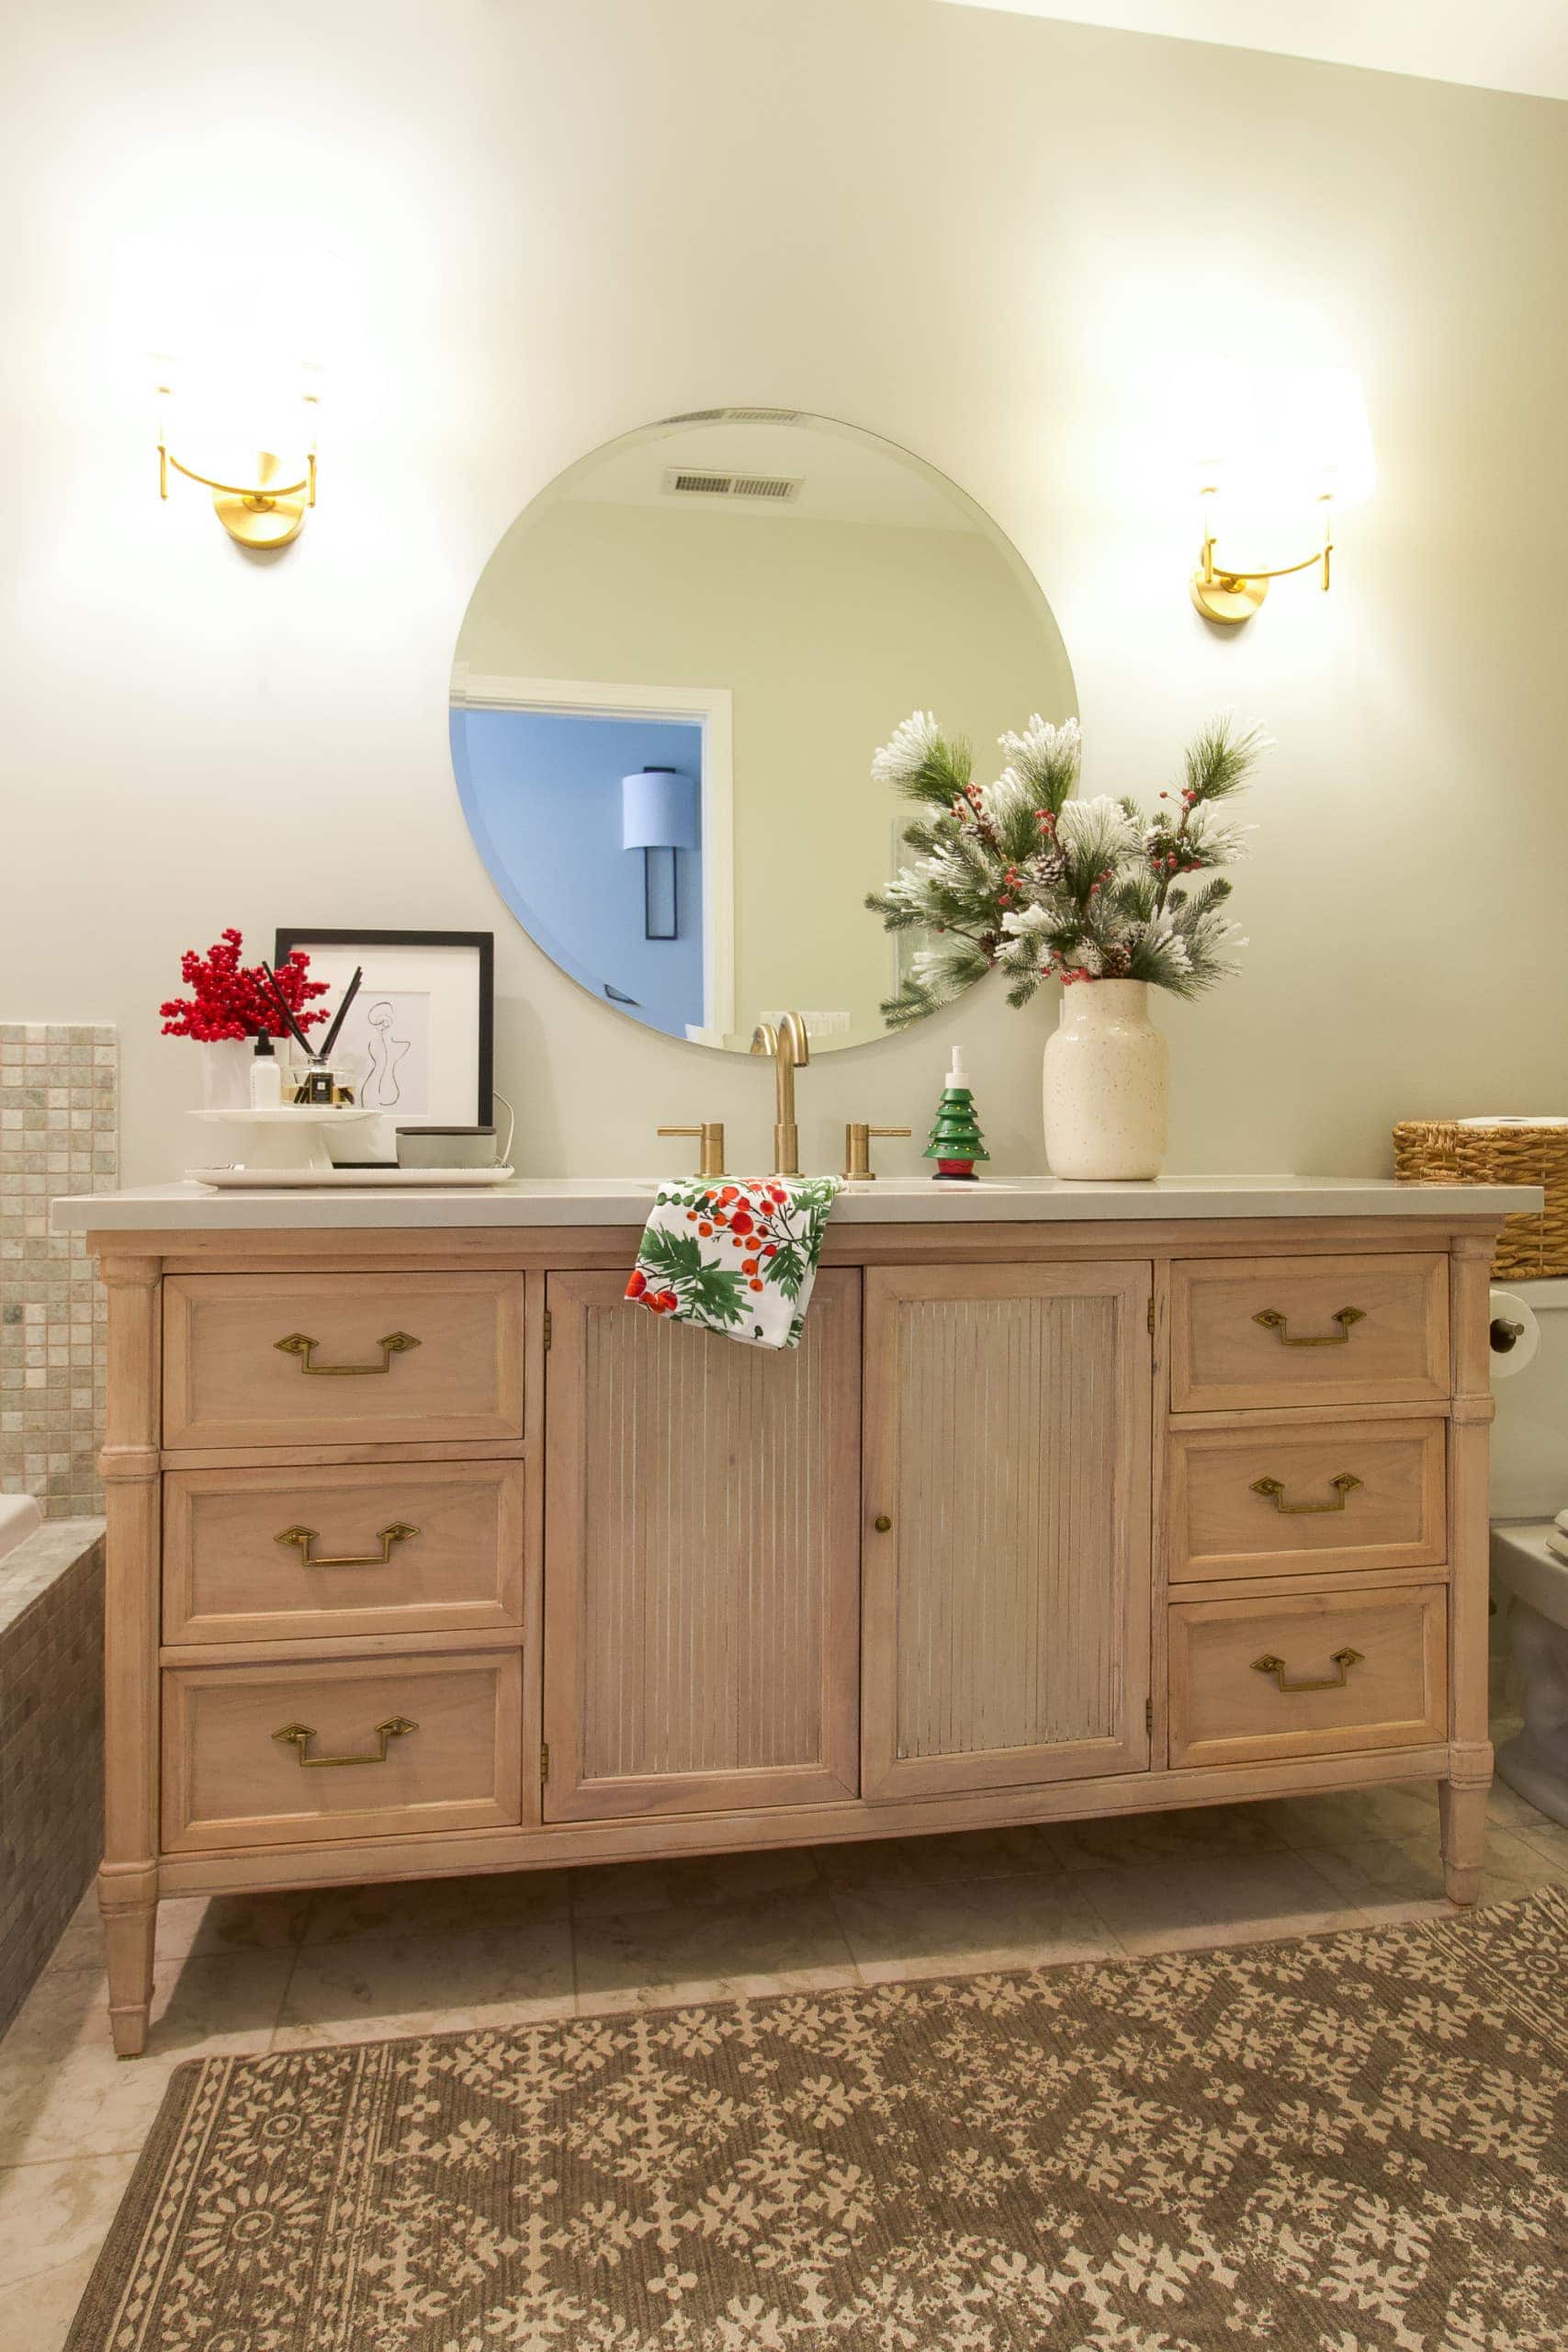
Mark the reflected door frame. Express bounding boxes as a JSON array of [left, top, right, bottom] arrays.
[[452, 667, 735, 1045]]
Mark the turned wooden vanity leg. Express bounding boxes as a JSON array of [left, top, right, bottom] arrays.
[[1438, 1778, 1489, 1906], [1443, 1233, 1496, 1907], [100, 1863, 158, 2057], [98, 1253, 163, 2054]]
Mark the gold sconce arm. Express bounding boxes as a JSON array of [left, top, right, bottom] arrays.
[[1190, 491, 1335, 626], [158, 434, 318, 549]]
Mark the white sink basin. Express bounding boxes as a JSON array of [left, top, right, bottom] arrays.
[[847, 1178, 1024, 1196]]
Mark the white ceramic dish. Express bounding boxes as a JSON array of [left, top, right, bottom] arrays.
[[184, 1165, 518, 1191], [187, 1104, 389, 1172]]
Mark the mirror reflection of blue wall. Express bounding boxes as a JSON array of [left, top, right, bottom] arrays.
[[453, 707, 705, 1039]]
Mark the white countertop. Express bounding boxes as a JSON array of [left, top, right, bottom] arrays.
[[51, 1174, 1543, 1232]]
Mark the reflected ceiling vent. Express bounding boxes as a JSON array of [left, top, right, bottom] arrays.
[[662, 468, 802, 503], [658, 405, 804, 424]]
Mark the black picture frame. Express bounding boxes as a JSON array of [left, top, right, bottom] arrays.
[[273, 928, 494, 1124]]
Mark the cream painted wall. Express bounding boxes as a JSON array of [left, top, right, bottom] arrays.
[[458, 495, 1071, 1046], [2, 0, 1565, 1187]]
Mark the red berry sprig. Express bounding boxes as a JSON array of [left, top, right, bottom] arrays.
[[159, 928, 331, 1042]]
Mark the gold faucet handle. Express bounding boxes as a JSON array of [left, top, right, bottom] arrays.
[[841, 1124, 912, 1182], [658, 1122, 727, 1179]]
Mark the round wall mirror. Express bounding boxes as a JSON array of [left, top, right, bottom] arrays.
[[450, 408, 1076, 1053]]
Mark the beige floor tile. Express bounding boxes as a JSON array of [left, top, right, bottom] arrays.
[[568, 1844, 822, 1919], [1305, 1824, 1568, 1921], [29, 1890, 104, 1979], [46, 1885, 312, 1975], [573, 1888, 856, 2016], [1262, 1781, 1443, 1850], [146, 1951, 297, 2058], [0, 2153, 136, 2290], [1044, 1802, 1288, 1873], [831, 1873, 1112, 1984], [811, 1824, 1065, 1893], [273, 1920, 576, 2049], [1074, 1849, 1364, 1957], [1474, 1821, 1568, 1894], [6, 2249, 100, 2352], [0, 1953, 292, 2166], [302, 1868, 570, 1948], [1513, 1815, 1568, 1869], [1486, 1774, 1559, 1833]]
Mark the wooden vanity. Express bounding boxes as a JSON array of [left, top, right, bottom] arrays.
[[58, 1177, 1530, 2055]]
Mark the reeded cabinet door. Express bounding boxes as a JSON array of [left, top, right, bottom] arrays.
[[542, 1270, 862, 1821], [863, 1262, 1153, 1800]]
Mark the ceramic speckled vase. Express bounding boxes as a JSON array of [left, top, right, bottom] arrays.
[[1043, 978, 1168, 1181]]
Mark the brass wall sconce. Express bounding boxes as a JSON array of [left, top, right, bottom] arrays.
[[1188, 366, 1372, 628], [156, 373, 320, 549], [1190, 487, 1334, 627]]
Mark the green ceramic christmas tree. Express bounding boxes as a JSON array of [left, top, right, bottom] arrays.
[[924, 1046, 989, 1182]]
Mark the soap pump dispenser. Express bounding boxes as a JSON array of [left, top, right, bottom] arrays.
[[923, 1046, 990, 1182], [249, 1033, 284, 1110]]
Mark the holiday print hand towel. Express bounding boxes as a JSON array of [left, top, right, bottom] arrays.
[[625, 1176, 840, 1350]]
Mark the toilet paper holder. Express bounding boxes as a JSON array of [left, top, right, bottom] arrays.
[[1489, 1286, 1541, 1378]]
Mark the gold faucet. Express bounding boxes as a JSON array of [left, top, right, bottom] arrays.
[[750, 1012, 809, 1176]]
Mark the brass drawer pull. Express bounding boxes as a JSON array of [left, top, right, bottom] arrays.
[[1250, 1472, 1363, 1515], [1251, 1646, 1364, 1693], [271, 1715, 418, 1768], [273, 1330, 421, 1375], [1252, 1306, 1365, 1348], [275, 1521, 420, 1568], [874, 1514, 893, 1533]]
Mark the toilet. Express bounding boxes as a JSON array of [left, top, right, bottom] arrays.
[[1490, 1275, 1568, 1826]]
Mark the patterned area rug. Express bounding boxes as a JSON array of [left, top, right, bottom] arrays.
[[69, 1889, 1568, 2351]]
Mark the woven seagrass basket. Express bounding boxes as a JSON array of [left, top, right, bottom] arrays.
[[1393, 1118, 1568, 1279]]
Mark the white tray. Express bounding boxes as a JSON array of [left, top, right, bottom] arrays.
[[184, 1165, 517, 1191]]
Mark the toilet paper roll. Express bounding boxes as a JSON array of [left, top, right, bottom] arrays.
[[1489, 1287, 1540, 1379]]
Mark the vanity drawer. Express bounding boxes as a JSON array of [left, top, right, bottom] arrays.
[[1169, 1254, 1449, 1413], [163, 1272, 525, 1448], [163, 1460, 526, 1645], [161, 1650, 524, 1851], [1168, 1417, 1446, 1584], [1168, 1584, 1447, 1769]]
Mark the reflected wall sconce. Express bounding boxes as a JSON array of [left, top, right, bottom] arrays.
[[623, 767, 699, 941], [1190, 366, 1374, 626], [155, 361, 321, 549]]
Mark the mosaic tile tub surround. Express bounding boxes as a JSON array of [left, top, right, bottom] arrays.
[[0, 1024, 118, 1517], [0, 1516, 105, 2039]]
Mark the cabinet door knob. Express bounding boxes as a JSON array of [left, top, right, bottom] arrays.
[[874, 1513, 893, 1532]]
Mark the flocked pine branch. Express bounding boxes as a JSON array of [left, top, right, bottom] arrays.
[[866, 707, 1266, 1025]]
